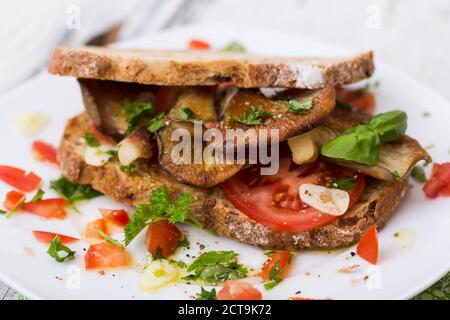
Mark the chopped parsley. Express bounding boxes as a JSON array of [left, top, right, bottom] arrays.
[[50, 176, 102, 207], [96, 227, 124, 248], [411, 165, 427, 183], [328, 176, 357, 190], [147, 112, 166, 132], [288, 98, 313, 114], [124, 185, 193, 246], [196, 287, 217, 300], [83, 132, 100, 147], [169, 259, 187, 269], [120, 164, 136, 173], [179, 238, 190, 248], [184, 251, 248, 283], [30, 188, 45, 202], [264, 261, 282, 290], [179, 108, 197, 121], [47, 236, 76, 263], [105, 146, 119, 160], [223, 41, 246, 53], [116, 100, 155, 135], [236, 107, 272, 126]]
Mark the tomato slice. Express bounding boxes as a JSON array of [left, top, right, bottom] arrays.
[[356, 225, 378, 264], [22, 198, 68, 219], [0, 165, 42, 192], [32, 230, 79, 244], [85, 242, 129, 270], [260, 251, 292, 281], [99, 209, 129, 228], [223, 154, 365, 232], [145, 220, 182, 258], [83, 218, 108, 244], [423, 162, 450, 199], [188, 39, 211, 50], [217, 281, 262, 300], [3, 190, 26, 212], [32, 141, 58, 165]]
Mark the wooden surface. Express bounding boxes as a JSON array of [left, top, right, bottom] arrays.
[[2, 0, 449, 300]]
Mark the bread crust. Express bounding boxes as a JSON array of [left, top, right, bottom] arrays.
[[59, 113, 408, 250], [48, 46, 374, 89]]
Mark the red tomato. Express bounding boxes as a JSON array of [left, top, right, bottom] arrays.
[[0, 165, 41, 192], [99, 209, 129, 228], [83, 218, 108, 244], [154, 86, 180, 113], [145, 220, 182, 258], [22, 198, 67, 219], [85, 242, 129, 270], [336, 87, 376, 115], [188, 39, 211, 50], [3, 190, 26, 212], [423, 162, 450, 199], [89, 123, 117, 146], [260, 251, 292, 281], [223, 153, 365, 232], [217, 281, 262, 300], [356, 225, 378, 264], [32, 230, 79, 244], [32, 141, 58, 165]]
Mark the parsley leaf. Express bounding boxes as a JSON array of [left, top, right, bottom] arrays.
[[185, 251, 248, 283], [96, 227, 124, 248], [117, 100, 155, 135], [196, 287, 217, 300], [264, 261, 282, 290], [124, 204, 152, 246], [411, 165, 427, 183], [166, 193, 192, 224], [120, 164, 136, 173], [179, 108, 197, 121], [30, 188, 45, 202], [223, 41, 246, 53], [288, 98, 313, 114], [0, 210, 6, 215], [47, 236, 76, 263], [169, 259, 187, 268], [329, 176, 356, 190], [83, 133, 100, 147], [50, 176, 102, 206], [148, 112, 166, 133], [178, 238, 190, 248], [236, 107, 271, 125]]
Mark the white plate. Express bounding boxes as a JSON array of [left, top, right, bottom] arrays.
[[0, 24, 449, 300]]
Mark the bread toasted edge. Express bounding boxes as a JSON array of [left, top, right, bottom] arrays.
[[48, 46, 374, 89], [58, 113, 408, 250]]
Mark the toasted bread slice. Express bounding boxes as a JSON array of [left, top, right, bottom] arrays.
[[48, 46, 374, 89], [59, 113, 408, 250]]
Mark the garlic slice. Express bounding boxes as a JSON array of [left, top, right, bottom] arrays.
[[299, 183, 350, 216], [84, 145, 111, 167], [139, 259, 181, 292]]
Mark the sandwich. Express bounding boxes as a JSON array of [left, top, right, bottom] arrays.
[[48, 46, 430, 251]]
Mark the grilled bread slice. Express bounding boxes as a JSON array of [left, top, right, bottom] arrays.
[[48, 46, 374, 89], [59, 113, 408, 250]]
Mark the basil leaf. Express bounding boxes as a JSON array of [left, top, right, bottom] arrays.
[[369, 110, 407, 143]]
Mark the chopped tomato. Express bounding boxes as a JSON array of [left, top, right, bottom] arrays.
[[32, 141, 58, 165], [0, 165, 41, 192], [154, 86, 180, 113], [204, 121, 220, 129], [3, 190, 26, 212], [89, 123, 117, 146], [22, 198, 67, 219], [217, 281, 262, 300], [145, 220, 182, 258], [32, 230, 79, 244], [336, 87, 376, 115], [85, 242, 129, 270], [83, 218, 108, 244], [423, 162, 450, 199], [99, 209, 129, 228], [356, 225, 378, 264], [260, 251, 292, 281], [188, 39, 211, 50], [223, 149, 365, 232]]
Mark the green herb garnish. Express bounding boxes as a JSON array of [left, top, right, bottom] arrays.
[[236, 107, 271, 126], [105, 147, 119, 160], [117, 101, 155, 135], [196, 287, 217, 300], [148, 112, 166, 132], [83, 133, 100, 147], [329, 176, 356, 190], [120, 164, 136, 173], [321, 110, 407, 165], [179, 108, 197, 121], [184, 251, 248, 283], [47, 236, 76, 263], [0, 210, 6, 215], [169, 259, 187, 269], [96, 227, 124, 248], [411, 165, 427, 183], [30, 188, 45, 202], [223, 41, 246, 53], [179, 238, 190, 248], [50, 176, 102, 208], [124, 186, 193, 246], [264, 261, 282, 290], [288, 98, 313, 114]]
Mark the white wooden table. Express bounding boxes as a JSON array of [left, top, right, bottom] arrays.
[[1, 0, 449, 300]]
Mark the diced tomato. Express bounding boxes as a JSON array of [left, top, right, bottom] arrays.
[[3, 190, 26, 212], [32, 141, 58, 165], [260, 251, 292, 281], [89, 123, 117, 146], [145, 220, 182, 258], [153, 86, 180, 113], [99, 209, 129, 228], [83, 218, 108, 244], [22, 198, 67, 219], [423, 162, 450, 199], [85, 242, 129, 270], [356, 225, 378, 264], [188, 39, 211, 50], [336, 87, 376, 115], [204, 121, 220, 129], [217, 281, 262, 300], [0, 165, 41, 192], [32, 230, 79, 244]]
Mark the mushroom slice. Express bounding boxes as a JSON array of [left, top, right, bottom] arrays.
[[118, 127, 155, 166]]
